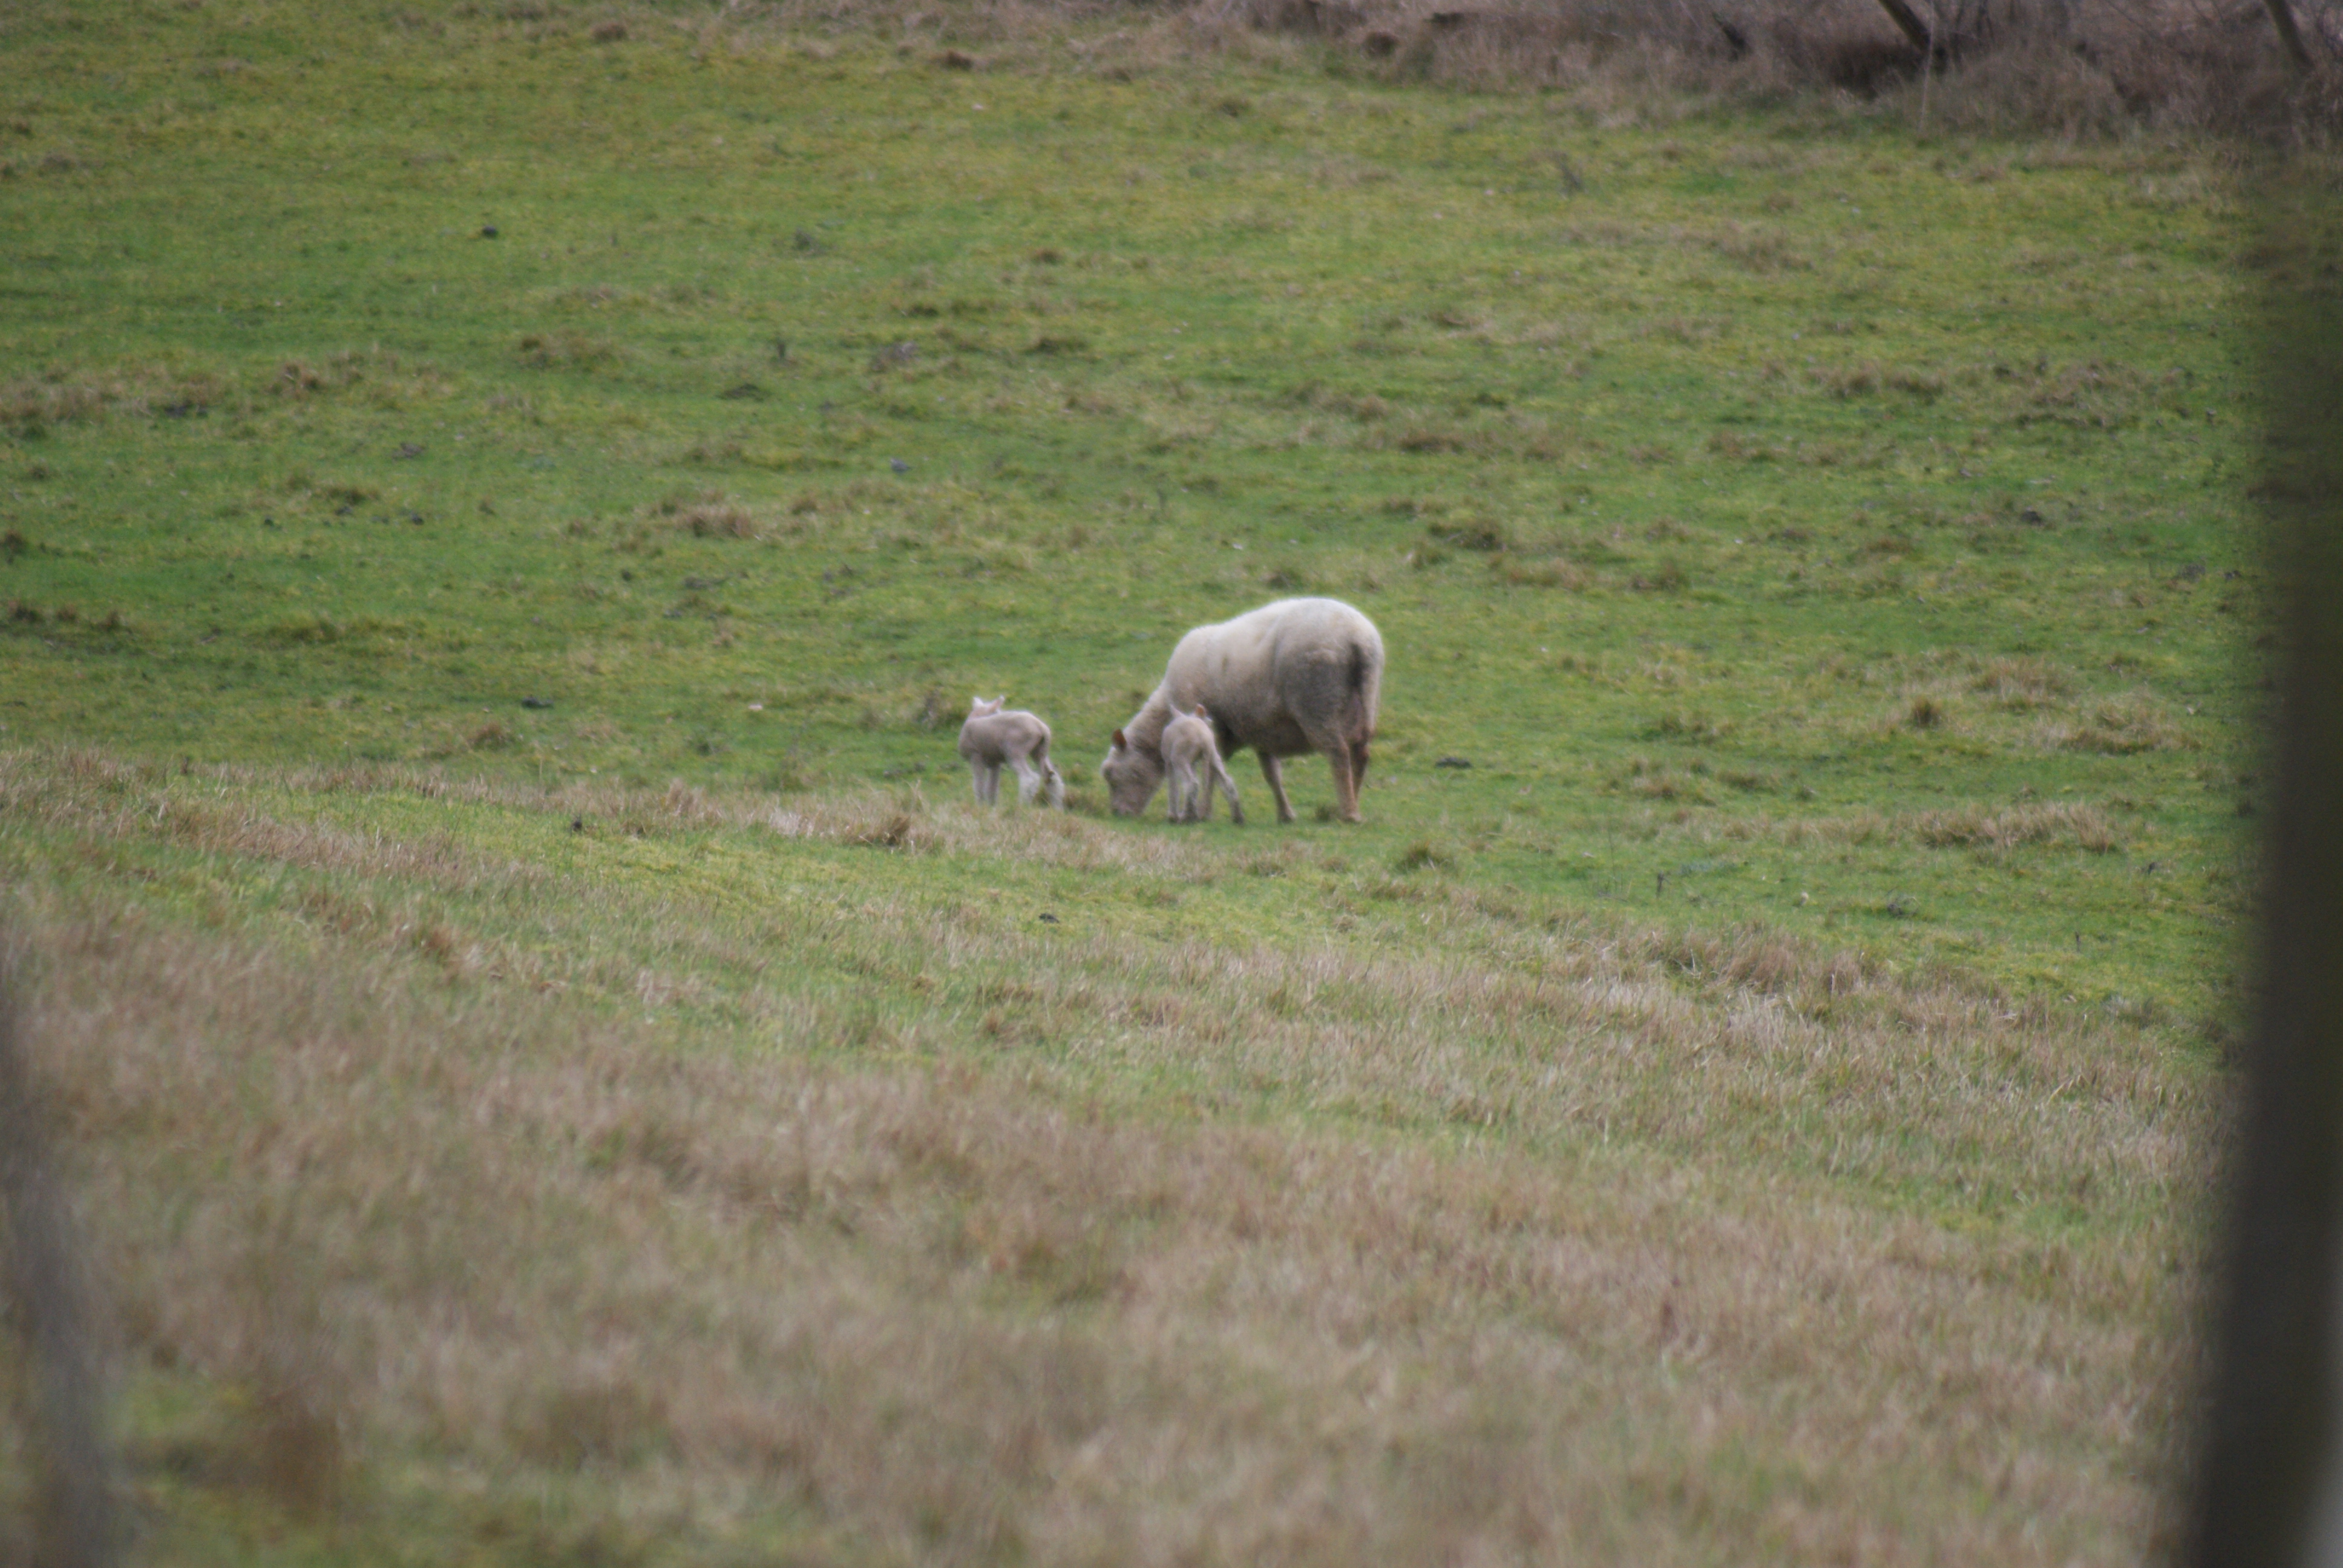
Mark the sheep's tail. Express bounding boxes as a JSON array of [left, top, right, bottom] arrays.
[[1347, 636, 1383, 739]]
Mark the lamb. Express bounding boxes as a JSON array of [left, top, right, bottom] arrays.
[[957, 696, 1066, 808], [1161, 703, 1244, 825], [1101, 597, 1383, 824]]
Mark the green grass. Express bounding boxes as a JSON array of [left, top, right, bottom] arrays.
[[0, 2, 2252, 1561], [0, 5, 2256, 1018]]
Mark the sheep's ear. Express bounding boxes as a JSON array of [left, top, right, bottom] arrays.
[[1112, 728, 1127, 750]]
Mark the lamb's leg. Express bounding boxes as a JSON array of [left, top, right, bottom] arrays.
[[1012, 756, 1043, 806], [970, 759, 988, 805], [1259, 754, 1295, 823], [1350, 737, 1371, 794], [1210, 756, 1244, 825], [1043, 760, 1065, 810], [1166, 760, 1193, 823], [981, 763, 1003, 806]]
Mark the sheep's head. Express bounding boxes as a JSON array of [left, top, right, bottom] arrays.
[[1100, 728, 1164, 817], [969, 695, 1004, 718]]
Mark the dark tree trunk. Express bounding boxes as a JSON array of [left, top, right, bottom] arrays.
[[2264, 0, 2314, 71], [2184, 165, 2343, 1568], [1870, 0, 1933, 54]]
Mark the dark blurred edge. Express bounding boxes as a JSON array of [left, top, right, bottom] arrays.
[[0, 954, 117, 1568], [2183, 160, 2343, 1566]]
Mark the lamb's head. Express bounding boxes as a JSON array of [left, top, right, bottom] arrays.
[[1100, 728, 1164, 817], [968, 695, 1004, 718]]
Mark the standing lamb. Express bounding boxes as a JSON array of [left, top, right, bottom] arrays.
[[958, 696, 1066, 808], [1161, 703, 1244, 825], [1101, 597, 1383, 824]]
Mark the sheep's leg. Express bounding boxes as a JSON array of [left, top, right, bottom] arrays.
[[980, 762, 1003, 805], [1303, 727, 1360, 822], [1350, 737, 1371, 794], [1042, 759, 1065, 810], [969, 760, 990, 805], [1210, 756, 1244, 825], [1259, 754, 1295, 823], [1326, 743, 1360, 823], [1012, 756, 1043, 806]]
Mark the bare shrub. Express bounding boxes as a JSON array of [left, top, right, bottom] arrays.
[[1214, 0, 2332, 137]]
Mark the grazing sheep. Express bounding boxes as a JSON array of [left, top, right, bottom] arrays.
[[958, 696, 1065, 808], [1161, 703, 1244, 825], [1102, 597, 1383, 823]]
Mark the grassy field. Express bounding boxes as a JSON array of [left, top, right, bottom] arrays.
[[0, 1, 2253, 1562]]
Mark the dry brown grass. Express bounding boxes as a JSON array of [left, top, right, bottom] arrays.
[[1909, 799, 2126, 852], [0, 364, 229, 431], [1972, 655, 2078, 710], [2037, 691, 2202, 755], [650, 488, 765, 540], [0, 748, 2213, 1563], [1652, 797, 2129, 857]]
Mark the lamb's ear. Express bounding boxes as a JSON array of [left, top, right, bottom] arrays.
[[1112, 728, 1127, 750]]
